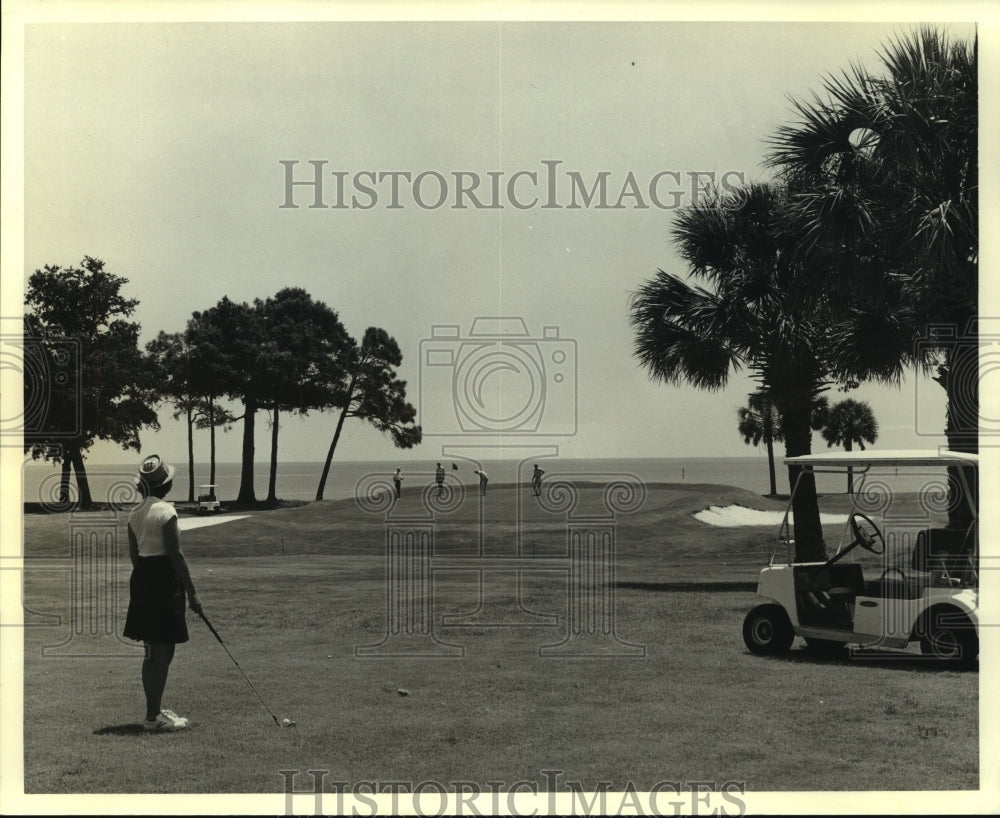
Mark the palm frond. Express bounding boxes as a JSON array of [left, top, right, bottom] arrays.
[[628, 271, 742, 389]]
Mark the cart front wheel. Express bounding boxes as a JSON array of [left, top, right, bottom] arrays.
[[743, 604, 794, 655]]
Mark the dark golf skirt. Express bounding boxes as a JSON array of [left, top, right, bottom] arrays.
[[123, 555, 189, 645]]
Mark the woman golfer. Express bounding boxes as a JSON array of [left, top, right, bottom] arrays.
[[123, 455, 202, 732]]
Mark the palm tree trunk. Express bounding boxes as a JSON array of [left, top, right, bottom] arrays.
[[267, 407, 280, 505], [316, 395, 353, 501], [781, 405, 824, 562], [942, 339, 978, 529], [765, 435, 777, 496], [844, 439, 854, 495], [186, 402, 195, 503], [237, 396, 257, 505]]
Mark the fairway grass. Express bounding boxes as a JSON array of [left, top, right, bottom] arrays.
[[19, 483, 977, 794]]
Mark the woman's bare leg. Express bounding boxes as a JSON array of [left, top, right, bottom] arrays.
[[142, 641, 175, 720]]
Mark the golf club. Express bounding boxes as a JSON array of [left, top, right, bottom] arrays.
[[197, 609, 294, 728]]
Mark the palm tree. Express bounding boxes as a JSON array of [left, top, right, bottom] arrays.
[[816, 399, 878, 493], [767, 26, 977, 525], [630, 182, 833, 562], [737, 392, 784, 496]]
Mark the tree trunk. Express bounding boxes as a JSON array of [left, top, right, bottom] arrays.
[[69, 444, 94, 510], [941, 336, 978, 530], [844, 438, 854, 495], [209, 399, 217, 486], [316, 400, 352, 501], [267, 407, 280, 505], [237, 396, 257, 505], [781, 405, 825, 562], [186, 402, 195, 503], [60, 452, 72, 504], [765, 435, 777, 496]]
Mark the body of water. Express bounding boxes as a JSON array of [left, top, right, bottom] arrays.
[[22, 454, 945, 506]]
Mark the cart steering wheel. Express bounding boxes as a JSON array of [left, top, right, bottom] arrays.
[[849, 512, 885, 555]]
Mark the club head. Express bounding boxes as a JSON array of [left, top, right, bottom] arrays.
[[280, 717, 296, 728]]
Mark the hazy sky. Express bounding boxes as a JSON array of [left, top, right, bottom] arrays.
[[15, 15, 983, 466]]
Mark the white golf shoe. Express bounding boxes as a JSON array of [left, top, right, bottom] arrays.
[[143, 709, 189, 732]]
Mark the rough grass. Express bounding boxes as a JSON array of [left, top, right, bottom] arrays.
[[18, 483, 977, 796]]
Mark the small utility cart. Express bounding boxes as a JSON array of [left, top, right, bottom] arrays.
[[196, 484, 221, 514], [742, 450, 979, 667]]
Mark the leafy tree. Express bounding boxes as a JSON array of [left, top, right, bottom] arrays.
[[191, 291, 350, 505], [145, 330, 235, 502], [145, 331, 199, 502], [255, 288, 351, 504], [315, 327, 422, 501], [189, 297, 262, 504], [184, 309, 239, 487], [767, 26, 977, 524], [814, 398, 879, 493], [737, 392, 784, 497], [630, 183, 834, 561], [23, 257, 159, 508]]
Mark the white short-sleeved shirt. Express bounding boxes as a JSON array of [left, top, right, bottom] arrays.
[[128, 497, 178, 557]]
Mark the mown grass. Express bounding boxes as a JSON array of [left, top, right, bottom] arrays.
[[19, 483, 976, 794]]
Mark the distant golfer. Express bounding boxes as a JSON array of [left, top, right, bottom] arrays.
[[123, 455, 202, 732], [531, 464, 545, 497], [435, 462, 445, 496], [474, 469, 489, 496], [393, 467, 403, 499]]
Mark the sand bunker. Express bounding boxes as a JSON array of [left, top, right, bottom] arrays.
[[178, 515, 250, 531], [694, 505, 849, 528]]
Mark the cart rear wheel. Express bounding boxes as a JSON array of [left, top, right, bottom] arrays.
[[919, 611, 978, 668], [743, 604, 794, 655]]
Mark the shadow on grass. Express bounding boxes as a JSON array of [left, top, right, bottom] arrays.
[[93, 724, 147, 736], [617, 581, 757, 592], [757, 647, 980, 673]]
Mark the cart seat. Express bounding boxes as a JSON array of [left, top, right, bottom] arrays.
[[911, 528, 972, 572]]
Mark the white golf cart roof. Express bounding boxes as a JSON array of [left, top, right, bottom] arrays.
[[784, 449, 978, 468]]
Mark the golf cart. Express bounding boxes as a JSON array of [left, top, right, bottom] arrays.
[[742, 450, 979, 667], [196, 484, 221, 514]]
